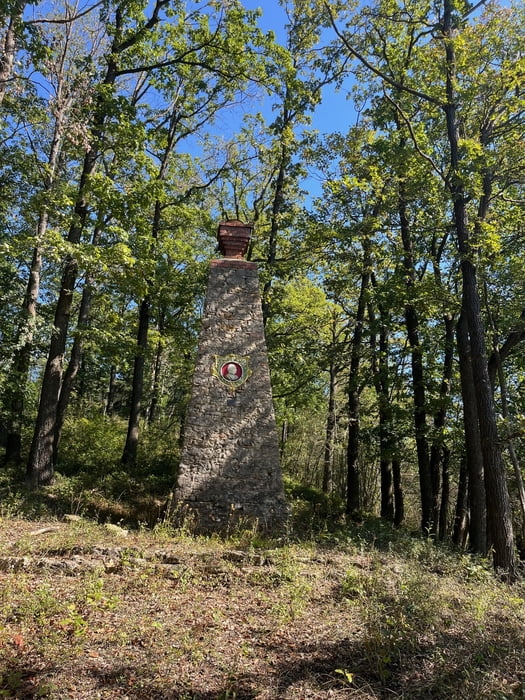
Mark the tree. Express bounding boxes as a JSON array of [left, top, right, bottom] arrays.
[[323, 0, 523, 574], [26, 0, 171, 485], [2, 1, 97, 464], [24, 0, 273, 482], [119, 3, 279, 464]]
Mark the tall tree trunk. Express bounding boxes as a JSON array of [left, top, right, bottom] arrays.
[[122, 295, 150, 465], [121, 187, 165, 464], [443, 0, 515, 576], [398, 191, 432, 532], [370, 305, 393, 521], [279, 419, 288, 459], [346, 238, 371, 515], [52, 271, 95, 464], [495, 345, 525, 543], [438, 445, 450, 540], [3, 241, 42, 463], [26, 253, 81, 485], [456, 311, 487, 554], [26, 54, 119, 485], [121, 84, 189, 462], [461, 262, 514, 571], [369, 287, 403, 525], [4, 57, 68, 463], [484, 285, 525, 541], [346, 387, 360, 514], [429, 314, 455, 536], [105, 365, 117, 416], [379, 451, 394, 521], [26, 141, 101, 486], [53, 224, 102, 463], [261, 129, 289, 325]]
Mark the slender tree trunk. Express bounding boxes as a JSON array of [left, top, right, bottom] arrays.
[[438, 445, 450, 540], [121, 185, 165, 464], [148, 336, 164, 424], [346, 238, 371, 515], [379, 443, 394, 521], [462, 265, 514, 570], [121, 87, 188, 462], [26, 143, 100, 486], [398, 191, 432, 532], [484, 285, 525, 541], [122, 295, 150, 465], [369, 287, 403, 524], [322, 359, 337, 495], [429, 314, 455, 536], [456, 311, 487, 554], [147, 311, 166, 424], [53, 224, 102, 463], [27, 256, 79, 484], [346, 392, 360, 513], [495, 349, 525, 540], [279, 419, 288, 459], [53, 271, 95, 463], [4, 241, 42, 463], [262, 130, 289, 325], [370, 306, 393, 521], [392, 457, 404, 527], [452, 456, 469, 548], [105, 365, 117, 416], [4, 60, 68, 462], [26, 53, 119, 485]]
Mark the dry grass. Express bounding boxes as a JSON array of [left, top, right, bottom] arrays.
[[0, 517, 524, 699]]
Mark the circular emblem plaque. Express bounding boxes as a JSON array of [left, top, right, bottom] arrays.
[[221, 361, 243, 382], [212, 355, 251, 390]]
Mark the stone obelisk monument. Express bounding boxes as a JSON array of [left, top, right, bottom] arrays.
[[175, 220, 289, 531]]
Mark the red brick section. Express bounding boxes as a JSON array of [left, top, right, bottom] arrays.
[[217, 219, 253, 258]]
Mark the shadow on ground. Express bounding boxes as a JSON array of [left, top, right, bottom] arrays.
[[4, 624, 524, 700]]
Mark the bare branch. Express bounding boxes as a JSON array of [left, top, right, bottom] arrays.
[[462, 0, 489, 20], [323, 1, 444, 108], [383, 92, 447, 182], [25, 0, 105, 25], [488, 308, 525, 387]]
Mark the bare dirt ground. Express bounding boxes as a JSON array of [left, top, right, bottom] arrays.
[[1, 517, 524, 699]]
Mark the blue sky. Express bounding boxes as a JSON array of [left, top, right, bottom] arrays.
[[241, 0, 356, 137], [232, 1, 356, 202]]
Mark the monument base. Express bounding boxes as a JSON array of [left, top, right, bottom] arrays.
[[172, 498, 289, 535]]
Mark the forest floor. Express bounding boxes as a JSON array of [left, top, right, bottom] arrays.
[[1, 516, 525, 700]]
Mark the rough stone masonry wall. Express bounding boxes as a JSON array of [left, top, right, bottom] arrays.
[[175, 258, 289, 531]]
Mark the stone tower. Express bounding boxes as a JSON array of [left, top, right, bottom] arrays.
[[175, 220, 289, 531]]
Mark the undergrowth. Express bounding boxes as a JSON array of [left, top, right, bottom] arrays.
[[0, 459, 524, 697], [0, 511, 524, 699]]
